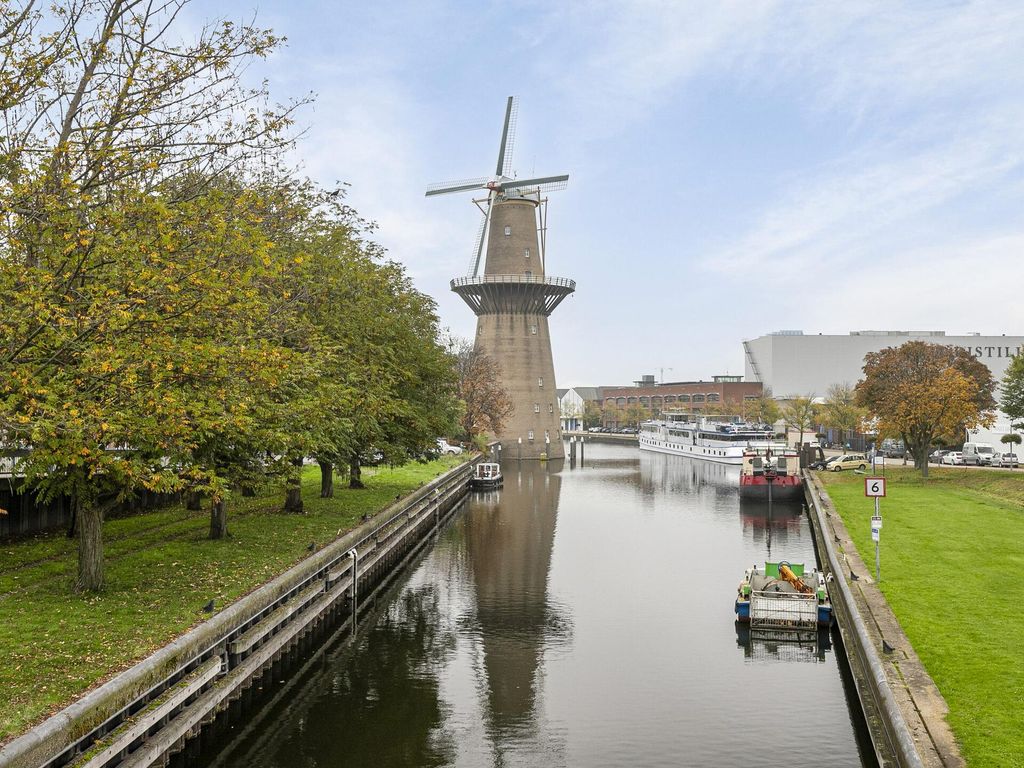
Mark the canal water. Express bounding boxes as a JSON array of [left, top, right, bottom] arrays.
[[187, 441, 875, 768]]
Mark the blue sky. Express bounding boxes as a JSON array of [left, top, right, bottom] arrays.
[[201, 1, 1024, 386]]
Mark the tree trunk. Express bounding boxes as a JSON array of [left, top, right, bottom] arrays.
[[284, 455, 304, 513], [209, 498, 228, 539], [319, 460, 334, 498], [77, 504, 104, 592], [349, 454, 364, 489], [186, 491, 203, 511], [66, 496, 78, 538]]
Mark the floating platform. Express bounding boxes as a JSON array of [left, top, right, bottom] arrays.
[[735, 561, 833, 630]]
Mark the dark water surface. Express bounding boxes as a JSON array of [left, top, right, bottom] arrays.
[[188, 442, 874, 768]]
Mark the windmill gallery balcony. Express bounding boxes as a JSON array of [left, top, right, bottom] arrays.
[[450, 274, 576, 316]]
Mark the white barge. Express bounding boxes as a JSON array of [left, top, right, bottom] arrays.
[[638, 413, 787, 465]]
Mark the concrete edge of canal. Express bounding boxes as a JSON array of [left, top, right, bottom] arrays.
[[803, 471, 965, 768], [0, 460, 478, 768]]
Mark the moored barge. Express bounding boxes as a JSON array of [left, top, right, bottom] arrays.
[[735, 560, 833, 630], [739, 447, 804, 501]]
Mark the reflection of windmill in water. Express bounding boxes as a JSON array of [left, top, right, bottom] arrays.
[[427, 97, 574, 459], [464, 461, 570, 747]]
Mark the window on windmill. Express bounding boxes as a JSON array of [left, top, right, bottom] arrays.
[[525, 270, 532, 278], [538, 377, 544, 387], [504, 225, 512, 237], [548, 403, 554, 413], [524, 247, 531, 258], [528, 430, 535, 441], [534, 403, 540, 413], [530, 324, 537, 335]]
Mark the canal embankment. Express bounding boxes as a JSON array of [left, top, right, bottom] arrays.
[[0, 457, 472, 768], [806, 466, 1024, 767]]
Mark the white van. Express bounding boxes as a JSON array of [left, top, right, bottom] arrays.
[[962, 442, 995, 466]]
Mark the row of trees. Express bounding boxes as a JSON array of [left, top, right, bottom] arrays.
[[0, 1, 465, 590]]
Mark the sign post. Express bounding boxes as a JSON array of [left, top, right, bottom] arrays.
[[865, 477, 886, 581]]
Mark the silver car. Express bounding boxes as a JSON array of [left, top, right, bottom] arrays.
[[995, 452, 1019, 468], [941, 451, 963, 465]]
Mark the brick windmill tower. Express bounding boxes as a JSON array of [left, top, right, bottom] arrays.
[[427, 97, 574, 459]]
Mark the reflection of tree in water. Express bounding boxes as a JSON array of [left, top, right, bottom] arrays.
[[465, 461, 571, 741], [212, 585, 458, 768]]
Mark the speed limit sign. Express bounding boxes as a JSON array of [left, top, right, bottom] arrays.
[[865, 477, 886, 497]]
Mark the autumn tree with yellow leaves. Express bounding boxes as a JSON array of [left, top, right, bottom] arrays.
[[855, 341, 996, 477], [1, 1, 460, 591]]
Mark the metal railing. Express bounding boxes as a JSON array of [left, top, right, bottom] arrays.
[[0, 462, 475, 768], [450, 274, 575, 289], [749, 590, 819, 630]]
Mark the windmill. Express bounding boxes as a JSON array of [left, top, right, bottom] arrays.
[[426, 97, 575, 459], [426, 97, 569, 277]]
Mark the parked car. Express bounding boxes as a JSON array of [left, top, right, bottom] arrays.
[[810, 456, 838, 470], [995, 452, 1019, 468], [941, 451, 963, 465], [929, 449, 949, 464], [436, 439, 463, 456], [829, 453, 868, 471]]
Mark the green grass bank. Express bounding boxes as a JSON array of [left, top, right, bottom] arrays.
[[818, 466, 1024, 768], [0, 458, 461, 743]]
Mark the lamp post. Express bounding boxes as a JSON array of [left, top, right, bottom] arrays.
[[517, 436, 522, 462]]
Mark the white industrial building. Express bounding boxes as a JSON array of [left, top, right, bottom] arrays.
[[743, 330, 1024, 445]]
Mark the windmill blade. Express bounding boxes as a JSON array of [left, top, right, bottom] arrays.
[[467, 214, 487, 276], [469, 201, 494, 277], [495, 96, 518, 176], [502, 173, 570, 195], [495, 96, 516, 176], [425, 177, 489, 197]]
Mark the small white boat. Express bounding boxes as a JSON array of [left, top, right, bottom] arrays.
[[470, 462, 503, 489]]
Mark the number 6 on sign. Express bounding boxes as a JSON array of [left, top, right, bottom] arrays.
[[865, 477, 886, 497]]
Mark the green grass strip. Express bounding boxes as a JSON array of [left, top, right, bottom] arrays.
[[0, 458, 460, 743], [819, 466, 1024, 767]]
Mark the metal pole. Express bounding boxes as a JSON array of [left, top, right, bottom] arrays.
[[874, 496, 880, 582], [348, 548, 359, 636]]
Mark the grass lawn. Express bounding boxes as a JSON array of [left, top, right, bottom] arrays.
[[818, 466, 1024, 768], [0, 458, 461, 743]]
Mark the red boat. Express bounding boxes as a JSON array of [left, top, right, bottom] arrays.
[[739, 447, 803, 501]]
